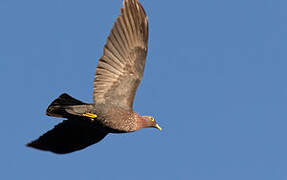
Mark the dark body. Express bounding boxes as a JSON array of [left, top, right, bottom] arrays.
[[28, 93, 143, 154], [47, 93, 139, 133]]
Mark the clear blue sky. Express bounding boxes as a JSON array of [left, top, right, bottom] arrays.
[[1, 0, 286, 179]]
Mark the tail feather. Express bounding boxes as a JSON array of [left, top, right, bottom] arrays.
[[46, 93, 85, 118]]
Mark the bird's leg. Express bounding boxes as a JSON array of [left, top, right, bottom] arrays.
[[82, 113, 98, 122]]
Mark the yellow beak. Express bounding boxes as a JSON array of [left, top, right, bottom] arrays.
[[155, 124, 162, 131]]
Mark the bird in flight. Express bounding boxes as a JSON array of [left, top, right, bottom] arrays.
[[27, 0, 161, 154]]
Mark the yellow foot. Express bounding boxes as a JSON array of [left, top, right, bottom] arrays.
[[82, 113, 98, 122]]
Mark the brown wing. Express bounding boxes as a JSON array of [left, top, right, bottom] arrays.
[[27, 118, 109, 154], [93, 0, 148, 110]]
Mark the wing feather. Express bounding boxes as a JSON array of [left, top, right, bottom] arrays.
[[93, 0, 148, 110]]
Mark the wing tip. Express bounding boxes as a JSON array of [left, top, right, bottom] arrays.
[[26, 140, 53, 153], [26, 141, 33, 147]]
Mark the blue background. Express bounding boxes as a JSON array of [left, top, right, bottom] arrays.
[[1, 0, 287, 179]]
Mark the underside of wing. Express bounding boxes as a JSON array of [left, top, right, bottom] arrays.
[[27, 118, 109, 154], [93, 0, 148, 110]]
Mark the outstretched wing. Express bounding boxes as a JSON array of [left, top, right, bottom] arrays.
[[93, 0, 148, 110], [27, 118, 108, 154]]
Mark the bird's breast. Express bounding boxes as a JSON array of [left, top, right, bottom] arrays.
[[95, 106, 137, 132]]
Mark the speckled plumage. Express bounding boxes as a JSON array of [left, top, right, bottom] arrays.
[[27, 0, 161, 154]]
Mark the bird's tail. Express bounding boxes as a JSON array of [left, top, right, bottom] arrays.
[[46, 93, 85, 118]]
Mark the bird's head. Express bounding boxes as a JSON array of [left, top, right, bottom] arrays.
[[140, 116, 162, 131]]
